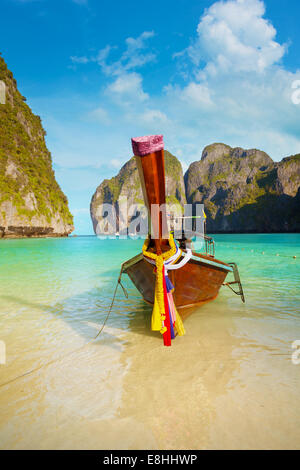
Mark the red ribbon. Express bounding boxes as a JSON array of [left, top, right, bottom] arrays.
[[162, 265, 172, 346]]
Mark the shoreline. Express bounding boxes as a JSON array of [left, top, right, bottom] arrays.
[[0, 233, 73, 240]]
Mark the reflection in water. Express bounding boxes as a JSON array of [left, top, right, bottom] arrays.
[[0, 235, 299, 449]]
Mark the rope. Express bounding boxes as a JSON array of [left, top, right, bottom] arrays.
[[94, 265, 124, 339], [0, 265, 125, 389]]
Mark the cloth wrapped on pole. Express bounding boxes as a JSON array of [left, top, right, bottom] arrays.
[[142, 234, 187, 346]]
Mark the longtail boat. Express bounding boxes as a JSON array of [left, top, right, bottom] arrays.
[[120, 135, 244, 346]]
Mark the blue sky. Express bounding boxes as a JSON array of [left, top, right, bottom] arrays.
[[1, 0, 300, 234]]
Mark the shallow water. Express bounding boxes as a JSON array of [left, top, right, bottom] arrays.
[[0, 234, 299, 449]]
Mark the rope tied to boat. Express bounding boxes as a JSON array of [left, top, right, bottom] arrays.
[[142, 233, 189, 346]]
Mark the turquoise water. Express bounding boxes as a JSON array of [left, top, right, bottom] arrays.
[[0, 234, 299, 449]]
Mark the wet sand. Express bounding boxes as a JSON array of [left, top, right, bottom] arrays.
[[119, 299, 300, 449]]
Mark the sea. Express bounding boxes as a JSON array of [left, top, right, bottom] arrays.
[[0, 234, 299, 449]]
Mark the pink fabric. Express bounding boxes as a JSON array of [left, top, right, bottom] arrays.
[[167, 292, 177, 324], [131, 135, 164, 156]]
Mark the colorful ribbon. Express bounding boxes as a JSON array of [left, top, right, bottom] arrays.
[[142, 234, 186, 346]]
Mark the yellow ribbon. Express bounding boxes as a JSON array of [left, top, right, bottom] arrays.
[[143, 234, 185, 336]]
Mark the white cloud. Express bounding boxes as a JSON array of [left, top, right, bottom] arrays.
[[111, 159, 123, 169], [71, 31, 156, 77], [88, 107, 111, 125], [140, 109, 168, 124], [181, 82, 213, 107], [106, 72, 149, 103], [187, 0, 285, 76], [99, 32, 156, 77], [70, 56, 89, 64], [162, 66, 300, 163], [120, 31, 156, 73], [95, 46, 116, 72], [71, 32, 155, 109], [161, 0, 300, 161], [67, 0, 299, 173]]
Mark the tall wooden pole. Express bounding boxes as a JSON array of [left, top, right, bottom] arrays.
[[131, 135, 169, 254]]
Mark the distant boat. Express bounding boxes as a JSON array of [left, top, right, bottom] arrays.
[[121, 135, 244, 344]]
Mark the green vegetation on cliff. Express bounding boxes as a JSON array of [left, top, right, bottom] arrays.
[[185, 143, 300, 232], [0, 56, 73, 234]]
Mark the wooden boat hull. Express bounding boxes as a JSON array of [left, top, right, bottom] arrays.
[[123, 252, 233, 320]]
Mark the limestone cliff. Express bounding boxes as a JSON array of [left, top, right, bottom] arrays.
[[185, 144, 300, 233], [90, 150, 186, 233], [0, 56, 73, 237]]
